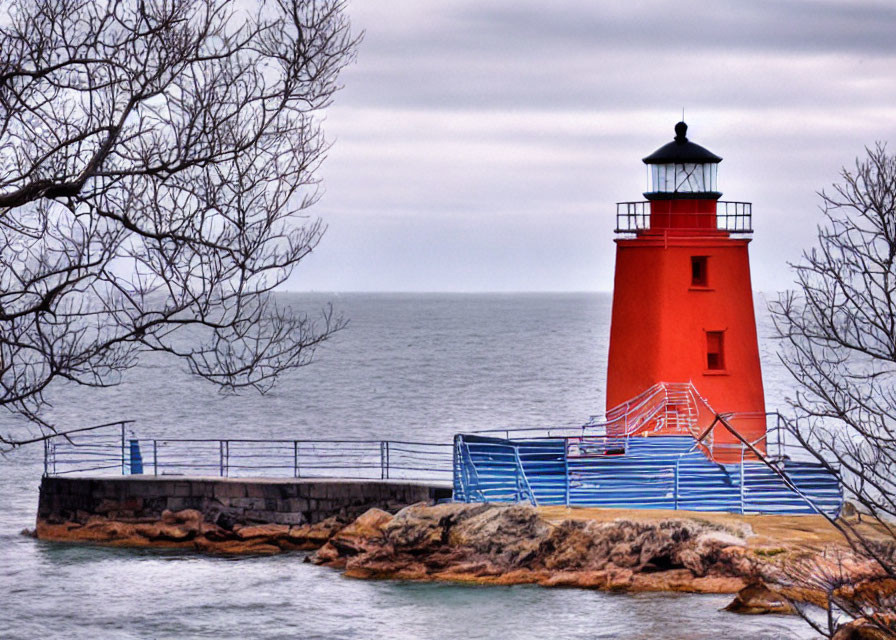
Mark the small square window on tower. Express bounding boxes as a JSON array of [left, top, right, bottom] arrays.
[[691, 256, 708, 287], [706, 331, 725, 370]]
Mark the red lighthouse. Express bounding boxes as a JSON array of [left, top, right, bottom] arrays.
[[605, 122, 766, 459]]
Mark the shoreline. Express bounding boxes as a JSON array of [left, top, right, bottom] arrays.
[[32, 501, 886, 609]]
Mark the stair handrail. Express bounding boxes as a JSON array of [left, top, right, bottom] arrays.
[[695, 412, 833, 519], [453, 435, 468, 499], [512, 445, 538, 506], [601, 382, 711, 441], [605, 384, 671, 436], [454, 435, 485, 502]]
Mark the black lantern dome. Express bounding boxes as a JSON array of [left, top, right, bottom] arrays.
[[642, 122, 722, 200]]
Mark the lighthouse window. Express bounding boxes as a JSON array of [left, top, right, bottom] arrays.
[[691, 256, 708, 287], [706, 331, 725, 370], [649, 163, 718, 193]]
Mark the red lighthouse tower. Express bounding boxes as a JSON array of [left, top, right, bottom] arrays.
[[605, 122, 766, 458]]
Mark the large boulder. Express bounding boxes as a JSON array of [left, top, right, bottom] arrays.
[[288, 516, 348, 547], [446, 504, 548, 565], [833, 618, 896, 640], [234, 524, 291, 540], [385, 502, 493, 552], [676, 530, 748, 576], [724, 582, 796, 614], [313, 508, 395, 566]]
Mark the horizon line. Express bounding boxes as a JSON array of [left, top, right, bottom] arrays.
[[277, 289, 612, 294], [274, 289, 786, 295]]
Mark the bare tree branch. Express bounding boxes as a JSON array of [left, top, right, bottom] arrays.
[[770, 143, 896, 637], [0, 0, 359, 445]]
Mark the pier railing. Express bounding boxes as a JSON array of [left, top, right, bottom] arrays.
[[41, 407, 825, 510], [43, 424, 453, 482], [42, 421, 136, 476]]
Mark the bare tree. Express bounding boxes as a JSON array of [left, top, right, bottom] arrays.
[[0, 0, 357, 442], [770, 143, 896, 637], [763, 546, 896, 638]]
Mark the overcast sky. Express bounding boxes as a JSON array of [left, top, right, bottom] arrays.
[[287, 0, 896, 293]]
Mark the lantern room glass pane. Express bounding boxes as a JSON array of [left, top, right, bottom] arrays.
[[679, 163, 703, 191], [648, 162, 718, 193]]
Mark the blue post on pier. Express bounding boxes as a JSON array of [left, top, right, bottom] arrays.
[[129, 439, 144, 475]]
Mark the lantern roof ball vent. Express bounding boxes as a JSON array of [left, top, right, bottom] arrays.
[[642, 122, 722, 165]]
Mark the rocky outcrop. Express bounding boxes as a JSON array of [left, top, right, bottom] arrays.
[[311, 503, 754, 594], [35, 509, 350, 555]]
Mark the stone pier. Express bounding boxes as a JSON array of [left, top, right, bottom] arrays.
[[38, 475, 452, 528]]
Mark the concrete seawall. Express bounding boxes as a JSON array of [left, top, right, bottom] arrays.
[[38, 476, 452, 528]]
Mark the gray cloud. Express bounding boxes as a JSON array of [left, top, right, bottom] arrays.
[[339, 0, 896, 111], [288, 0, 896, 292], [470, 1, 896, 56]]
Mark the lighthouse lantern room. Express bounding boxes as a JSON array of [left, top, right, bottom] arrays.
[[606, 122, 767, 460]]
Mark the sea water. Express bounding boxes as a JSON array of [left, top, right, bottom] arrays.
[[0, 293, 816, 639]]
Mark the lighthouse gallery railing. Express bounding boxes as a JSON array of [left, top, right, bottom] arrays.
[[615, 201, 752, 234]]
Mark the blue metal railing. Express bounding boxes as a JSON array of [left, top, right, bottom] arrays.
[[453, 432, 842, 516], [40, 409, 841, 517], [42, 421, 135, 476], [44, 424, 453, 482]]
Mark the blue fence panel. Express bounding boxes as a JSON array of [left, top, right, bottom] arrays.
[[453, 434, 842, 517], [454, 435, 532, 503]]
